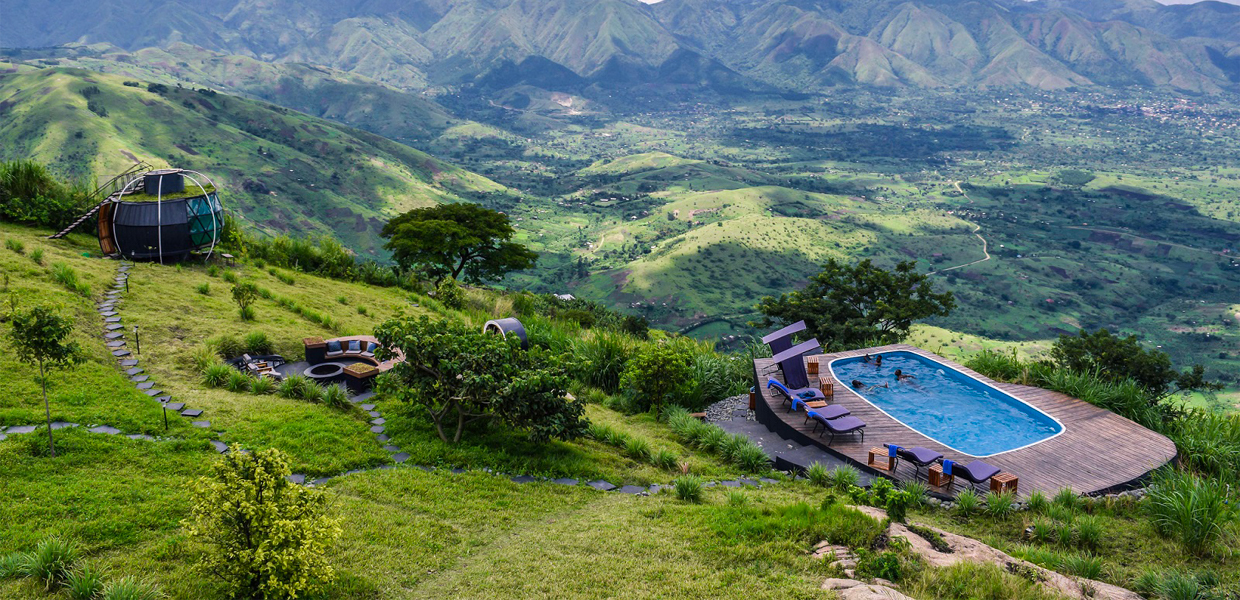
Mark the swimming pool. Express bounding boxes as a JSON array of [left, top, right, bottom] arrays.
[[829, 351, 1063, 456]]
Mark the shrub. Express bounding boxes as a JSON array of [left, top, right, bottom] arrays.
[[243, 331, 273, 355], [618, 343, 693, 415], [985, 491, 1015, 518], [29, 248, 43, 265], [225, 370, 251, 393], [356, 306, 367, 316], [195, 282, 210, 295], [885, 489, 916, 523], [99, 575, 162, 600], [207, 265, 219, 277], [187, 447, 341, 600], [624, 436, 651, 461], [231, 282, 258, 320], [674, 476, 703, 503], [828, 465, 860, 491], [24, 537, 80, 590], [435, 277, 465, 309], [251, 377, 275, 395], [735, 444, 770, 473], [238, 305, 256, 321], [1145, 469, 1237, 555], [806, 462, 831, 487], [63, 563, 105, 600], [1026, 490, 1049, 514], [652, 449, 679, 470], [855, 548, 903, 582], [322, 385, 350, 410], [336, 295, 348, 305], [954, 489, 980, 515], [222, 271, 238, 284]]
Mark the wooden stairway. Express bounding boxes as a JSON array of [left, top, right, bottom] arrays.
[[47, 162, 150, 240]]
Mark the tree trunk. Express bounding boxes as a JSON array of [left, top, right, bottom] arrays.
[[453, 409, 466, 444], [40, 361, 55, 458]]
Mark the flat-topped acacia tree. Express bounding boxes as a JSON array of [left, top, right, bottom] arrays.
[[380, 203, 537, 284], [8, 304, 84, 457], [754, 258, 955, 351], [374, 315, 587, 444]]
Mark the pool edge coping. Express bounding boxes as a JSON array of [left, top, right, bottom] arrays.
[[825, 349, 1067, 459]]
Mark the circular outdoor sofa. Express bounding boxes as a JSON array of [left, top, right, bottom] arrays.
[[303, 335, 404, 393]]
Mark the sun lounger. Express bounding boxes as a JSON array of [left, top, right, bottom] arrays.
[[887, 445, 943, 481], [814, 415, 866, 445], [943, 459, 1001, 493], [768, 379, 824, 408], [803, 405, 851, 426], [771, 339, 823, 390]]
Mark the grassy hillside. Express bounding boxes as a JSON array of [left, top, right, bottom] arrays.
[[0, 64, 501, 258]]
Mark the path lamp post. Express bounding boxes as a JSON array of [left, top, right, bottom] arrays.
[[133, 325, 140, 354]]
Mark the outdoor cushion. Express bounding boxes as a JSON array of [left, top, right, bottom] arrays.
[[366, 342, 378, 353], [898, 446, 944, 466], [326, 340, 342, 353], [347, 340, 362, 353], [823, 416, 866, 434], [958, 460, 1001, 483]]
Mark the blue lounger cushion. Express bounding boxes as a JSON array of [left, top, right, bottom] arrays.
[[768, 379, 825, 402], [957, 460, 1001, 483]]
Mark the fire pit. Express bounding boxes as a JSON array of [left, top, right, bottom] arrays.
[[304, 362, 346, 380]]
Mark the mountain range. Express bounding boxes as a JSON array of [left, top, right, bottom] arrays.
[[8, 0, 1240, 92]]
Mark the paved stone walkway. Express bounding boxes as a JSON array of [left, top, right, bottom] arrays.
[[2, 262, 795, 497]]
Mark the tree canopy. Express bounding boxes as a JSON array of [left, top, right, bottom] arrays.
[[754, 259, 954, 350], [374, 316, 586, 444], [1051, 328, 1219, 399], [8, 304, 84, 457], [380, 203, 537, 283]]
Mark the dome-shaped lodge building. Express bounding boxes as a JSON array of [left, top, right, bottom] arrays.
[[97, 169, 224, 262]]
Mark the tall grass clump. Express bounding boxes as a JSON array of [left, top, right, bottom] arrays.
[[954, 489, 980, 515], [1026, 490, 1049, 514], [63, 563, 105, 600], [99, 575, 162, 600], [674, 476, 703, 503], [242, 331, 273, 355], [825, 465, 860, 491], [1167, 410, 1240, 484], [202, 363, 232, 388], [1145, 469, 1237, 555], [24, 537, 80, 590], [29, 248, 43, 265], [624, 436, 651, 461], [652, 448, 679, 470], [806, 462, 831, 487], [278, 374, 310, 399], [572, 330, 635, 393], [51, 262, 90, 297], [1059, 553, 1103, 579], [985, 491, 1016, 518], [5, 238, 25, 254], [250, 376, 275, 396], [0, 552, 26, 579], [322, 384, 350, 410], [735, 445, 770, 472], [225, 370, 252, 393]]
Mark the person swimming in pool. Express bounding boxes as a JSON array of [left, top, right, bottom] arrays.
[[874, 355, 883, 367], [862, 353, 872, 363], [894, 369, 916, 381], [851, 379, 888, 391]]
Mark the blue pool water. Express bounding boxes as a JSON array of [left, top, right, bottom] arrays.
[[829, 351, 1062, 456]]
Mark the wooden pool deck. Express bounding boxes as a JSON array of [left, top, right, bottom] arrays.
[[754, 344, 1178, 497]]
